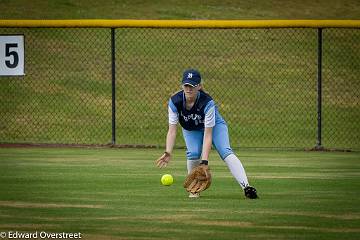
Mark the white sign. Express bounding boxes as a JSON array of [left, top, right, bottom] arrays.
[[0, 35, 25, 76]]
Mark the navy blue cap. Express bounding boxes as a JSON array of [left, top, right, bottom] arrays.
[[182, 69, 201, 87]]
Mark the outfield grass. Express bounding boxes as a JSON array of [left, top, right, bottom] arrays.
[[0, 147, 359, 240], [1, 0, 360, 20]]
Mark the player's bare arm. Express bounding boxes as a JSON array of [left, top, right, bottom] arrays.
[[156, 124, 177, 168], [201, 127, 213, 162]]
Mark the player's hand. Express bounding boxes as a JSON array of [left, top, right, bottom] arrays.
[[156, 152, 171, 168], [183, 163, 212, 193]]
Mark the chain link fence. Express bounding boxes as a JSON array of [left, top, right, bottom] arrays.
[[0, 27, 359, 150], [322, 29, 360, 149], [0, 28, 112, 144]]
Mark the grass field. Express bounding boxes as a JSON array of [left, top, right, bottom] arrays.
[[0, 3, 359, 240], [0, 147, 359, 240], [1, 0, 360, 20]]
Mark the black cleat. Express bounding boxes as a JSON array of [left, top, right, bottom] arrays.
[[244, 186, 258, 199]]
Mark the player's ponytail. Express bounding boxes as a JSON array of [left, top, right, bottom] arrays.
[[199, 84, 209, 94], [198, 84, 204, 91]]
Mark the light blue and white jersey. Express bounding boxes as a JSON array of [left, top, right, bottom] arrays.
[[168, 90, 226, 130]]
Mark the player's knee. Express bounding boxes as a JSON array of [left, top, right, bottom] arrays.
[[186, 151, 201, 160], [218, 147, 233, 160]]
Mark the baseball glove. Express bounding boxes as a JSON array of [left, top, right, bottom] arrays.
[[183, 164, 212, 194]]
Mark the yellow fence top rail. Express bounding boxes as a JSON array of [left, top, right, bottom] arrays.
[[0, 20, 360, 28]]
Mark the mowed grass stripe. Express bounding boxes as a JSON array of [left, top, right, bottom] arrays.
[[0, 147, 359, 240]]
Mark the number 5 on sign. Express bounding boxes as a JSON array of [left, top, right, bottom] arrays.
[[0, 35, 25, 76]]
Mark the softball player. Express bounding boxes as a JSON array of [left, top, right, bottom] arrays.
[[156, 69, 258, 199]]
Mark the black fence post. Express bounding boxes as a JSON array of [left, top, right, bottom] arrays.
[[316, 28, 323, 150], [111, 28, 116, 145]]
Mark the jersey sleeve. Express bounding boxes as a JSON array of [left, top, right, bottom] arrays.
[[168, 99, 179, 125], [204, 100, 216, 128]]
